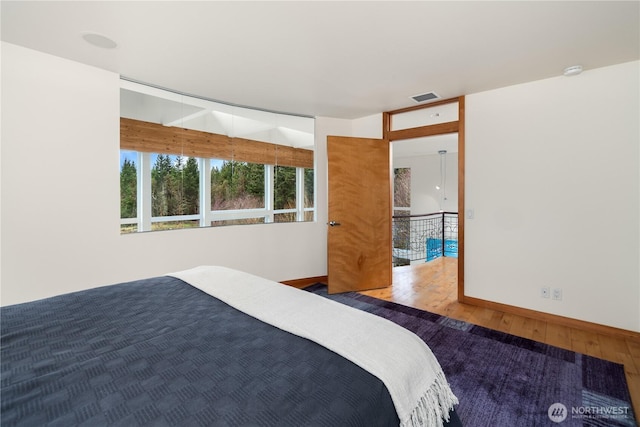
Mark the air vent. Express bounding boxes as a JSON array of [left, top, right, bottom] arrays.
[[411, 92, 440, 103]]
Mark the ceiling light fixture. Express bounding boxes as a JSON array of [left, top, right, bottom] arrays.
[[563, 65, 583, 77], [81, 32, 117, 49]]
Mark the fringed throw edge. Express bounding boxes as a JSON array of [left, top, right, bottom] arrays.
[[400, 370, 460, 427]]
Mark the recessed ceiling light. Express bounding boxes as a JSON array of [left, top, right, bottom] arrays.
[[563, 65, 583, 77], [81, 32, 117, 49]]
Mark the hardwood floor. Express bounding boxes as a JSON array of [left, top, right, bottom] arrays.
[[359, 257, 640, 418]]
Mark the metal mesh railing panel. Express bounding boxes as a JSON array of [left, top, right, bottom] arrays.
[[393, 212, 458, 265]]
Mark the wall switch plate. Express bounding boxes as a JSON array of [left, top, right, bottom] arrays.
[[466, 209, 475, 219], [552, 288, 563, 301], [540, 287, 550, 298]]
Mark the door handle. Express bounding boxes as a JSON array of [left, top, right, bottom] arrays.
[[328, 221, 341, 227]]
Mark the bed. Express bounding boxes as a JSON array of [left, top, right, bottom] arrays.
[[1, 266, 460, 426]]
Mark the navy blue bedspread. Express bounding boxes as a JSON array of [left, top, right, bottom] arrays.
[[1, 276, 398, 426]]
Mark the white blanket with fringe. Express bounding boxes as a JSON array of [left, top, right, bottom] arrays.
[[169, 266, 458, 427]]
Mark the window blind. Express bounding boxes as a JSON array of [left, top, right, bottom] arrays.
[[120, 118, 313, 169]]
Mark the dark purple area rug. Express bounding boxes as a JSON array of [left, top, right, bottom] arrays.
[[304, 284, 637, 427]]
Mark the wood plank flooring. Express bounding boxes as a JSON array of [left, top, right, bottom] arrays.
[[359, 257, 640, 418]]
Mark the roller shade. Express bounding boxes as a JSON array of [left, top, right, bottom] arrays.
[[120, 118, 314, 169]]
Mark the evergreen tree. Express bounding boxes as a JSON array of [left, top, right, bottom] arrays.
[[152, 154, 174, 216], [245, 162, 265, 198], [211, 161, 234, 203], [304, 168, 314, 208], [274, 165, 296, 210], [120, 158, 137, 218], [211, 161, 264, 210], [183, 157, 200, 215]]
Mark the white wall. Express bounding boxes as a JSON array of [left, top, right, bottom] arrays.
[[0, 43, 328, 305], [465, 61, 640, 332], [393, 152, 458, 214], [352, 114, 383, 138]]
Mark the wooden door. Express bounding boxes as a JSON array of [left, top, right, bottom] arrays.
[[327, 136, 392, 293]]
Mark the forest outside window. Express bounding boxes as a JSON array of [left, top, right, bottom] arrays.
[[119, 80, 315, 234]]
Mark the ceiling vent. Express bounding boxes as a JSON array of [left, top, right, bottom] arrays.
[[411, 92, 440, 103]]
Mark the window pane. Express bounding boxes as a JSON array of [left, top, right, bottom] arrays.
[[212, 218, 265, 227], [120, 224, 138, 234], [274, 165, 296, 210], [211, 160, 264, 210], [152, 220, 199, 231], [120, 150, 137, 219], [394, 168, 411, 208], [274, 212, 296, 223], [151, 154, 200, 217], [304, 168, 314, 208]]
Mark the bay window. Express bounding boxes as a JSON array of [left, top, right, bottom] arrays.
[[119, 80, 315, 234]]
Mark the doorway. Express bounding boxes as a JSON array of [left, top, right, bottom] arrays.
[[392, 134, 459, 266], [324, 97, 465, 299], [384, 96, 465, 302]]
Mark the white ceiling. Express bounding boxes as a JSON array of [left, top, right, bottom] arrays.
[[2, 1, 638, 121]]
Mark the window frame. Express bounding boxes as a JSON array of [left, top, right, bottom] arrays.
[[120, 152, 315, 233]]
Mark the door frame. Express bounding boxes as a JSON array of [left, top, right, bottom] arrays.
[[383, 96, 465, 302]]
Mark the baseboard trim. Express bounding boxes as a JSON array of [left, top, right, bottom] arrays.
[[280, 278, 639, 339], [281, 276, 328, 289], [461, 295, 640, 340]]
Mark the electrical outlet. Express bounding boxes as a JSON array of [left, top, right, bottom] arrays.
[[540, 287, 550, 298], [552, 288, 563, 301]]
